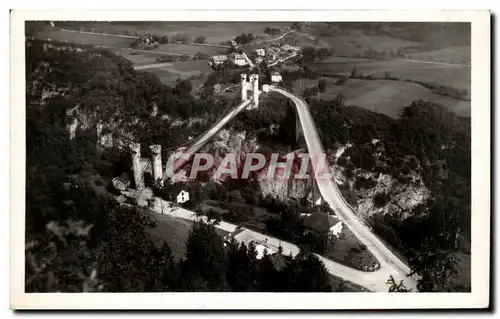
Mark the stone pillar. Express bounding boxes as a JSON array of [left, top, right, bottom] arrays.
[[130, 142, 144, 189], [96, 121, 104, 147], [252, 74, 259, 108], [149, 144, 163, 184], [240, 73, 248, 101], [151, 102, 158, 117]]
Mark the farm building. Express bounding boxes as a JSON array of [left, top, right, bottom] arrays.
[[209, 55, 228, 67], [271, 72, 282, 84], [255, 48, 266, 57], [112, 173, 130, 191], [176, 190, 190, 204], [302, 212, 344, 238], [232, 53, 247, 66]]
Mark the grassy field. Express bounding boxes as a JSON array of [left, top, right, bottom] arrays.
[[154, 43, 227, 56], [110, 50, 161, 65], [407, 46, 471, 65], [317, 32, 421, 57], [293, 77, 470, 118], [145, 210, 192, 261], [30, 24, 135, 48], [301, 22, 470, 65], [307, 56, 471, 91], [56, 21, 291, 44], [144, 60, 210, 87]]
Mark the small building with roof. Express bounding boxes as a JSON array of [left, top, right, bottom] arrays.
[[271, 72, 282, 84], [232, 53, 247, 66], [112, 172, 131, 191], [209, 55, 228, 67]]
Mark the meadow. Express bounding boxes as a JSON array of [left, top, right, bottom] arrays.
[[293, 77, 471, 118], [307, 56, 471, 92], [57, 21, 291, 44]]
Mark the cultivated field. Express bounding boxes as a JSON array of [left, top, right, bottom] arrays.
[[111, 50, 161, 66], [144, 60, 211, 87], [317, 33, 421, 57], [407, 46, 471, 65], [154, 43, 227, 56], [30, 24, 135, 48], [57, 21, 291, 44], [307, 56, 471, 92], [293, 77, 471, 118]]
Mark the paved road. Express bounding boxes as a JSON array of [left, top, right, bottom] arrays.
[[268, 53, 299, 67], [390, 57, 469, 68], [269, 87, 418, 291], [148, 196, 390, 291], [133, 62, 174, 70], [240, 30, 296, 48]]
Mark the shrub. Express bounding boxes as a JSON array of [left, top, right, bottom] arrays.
[[158, 36, 169, 44], [194, 36, 206, 44], [373, 192, 389, 208]]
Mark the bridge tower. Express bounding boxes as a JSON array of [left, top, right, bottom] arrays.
[[130, 142, 144, 189], [240, 74, 248, 101], [240, 73, 260, 110], [251, 74, 259, 109], [149, 144, 163, 185]]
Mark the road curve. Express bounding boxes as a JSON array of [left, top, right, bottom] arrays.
[[270, 87, 419, 291], [158, 87, 418, 291]]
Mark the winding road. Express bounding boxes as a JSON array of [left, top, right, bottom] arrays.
[[156, 85, 418, 291], [269, 87, 418, 291]]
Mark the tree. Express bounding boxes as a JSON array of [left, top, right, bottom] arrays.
[[226, 242, 259, 291], [173, 79, 192, 98], [318, 79, 328, 93], [386, 275, 412, 292], [282, 251, 332, 292], [180, 222, 229, 291], [194, 36, 206, 44]]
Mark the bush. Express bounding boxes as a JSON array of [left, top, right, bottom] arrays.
[[158, 36, 169, 44], [318, 79, 328, 93], [373, 192, 389, 208], [194, 36, 206, 44]]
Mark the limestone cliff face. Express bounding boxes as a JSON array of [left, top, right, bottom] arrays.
[[171, 128, 315, 201], [332, 142, 431, 219], [65, 104, 139, 149]]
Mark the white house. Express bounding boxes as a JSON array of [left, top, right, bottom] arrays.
[[209, 55, 228, 67], [255, 48, 266, 57], [329, 221, 343, 238], [271, 72, 282, 84], [255, 244, 269, 260], [176, 190, 190, 204], [233, 54, 247, 66]]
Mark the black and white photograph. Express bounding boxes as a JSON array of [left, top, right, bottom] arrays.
[[10, 10, 490, 310]]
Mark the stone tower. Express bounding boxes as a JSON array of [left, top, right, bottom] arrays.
[[252, 74, 259, 108], [240, 73, 248, 101], [149, 144, 163, 184], [130, 142, 144, 189]]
